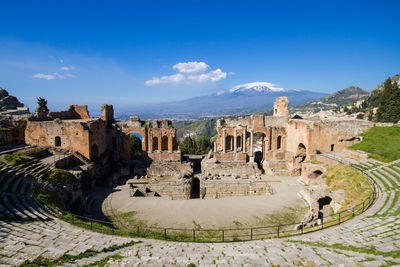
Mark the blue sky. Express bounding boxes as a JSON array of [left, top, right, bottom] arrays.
[[0, 0, 399, 113]]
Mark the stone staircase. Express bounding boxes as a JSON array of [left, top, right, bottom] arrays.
[[0, 159, 137, 266]]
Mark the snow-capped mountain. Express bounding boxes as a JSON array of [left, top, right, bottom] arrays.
[[122, 82, 328, 119], [218, 82, 289, 95]]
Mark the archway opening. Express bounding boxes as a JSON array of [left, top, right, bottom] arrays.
[[277, 136, 282, 149], [191, 178, 200, 199], [253, 132, 266, 172], [295, 143, 306, 163], [161, 136, 168, 151], [236, 135, 242, 151], [309, 170, 323, 179], [226, 135, 234, 151], [129, 132, 143, 158], [55, 136, 61, 147], [318, 196, 332, 210], [152, 137, 158, 151]]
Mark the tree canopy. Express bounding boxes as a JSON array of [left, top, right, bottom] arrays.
[[376, 78, 400, 123], [179, 135, 212, 155], [129, 135, 142, 156]]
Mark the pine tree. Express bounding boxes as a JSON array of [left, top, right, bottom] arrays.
[[387, 81, 400, 122], [37, 97, 49, 112], [376, 78, 393, 122]]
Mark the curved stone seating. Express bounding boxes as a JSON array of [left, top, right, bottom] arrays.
[[1, 157, 400, 266]]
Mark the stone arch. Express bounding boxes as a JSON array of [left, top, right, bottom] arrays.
[[295, 143, 307, 163], [309, 170, 323, 179], [161, 136, 168, 151], [91, 144, 99, 161], [318, 196, 332, 210], [129, 132, 143, 156], [152, 137, 158, 151], [55, 136, 61, 147]]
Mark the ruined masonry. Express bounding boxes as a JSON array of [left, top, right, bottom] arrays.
[[23, 97, 374, 200]]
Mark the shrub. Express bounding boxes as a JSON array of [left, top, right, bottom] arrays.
[[46, 168, 77, 186]]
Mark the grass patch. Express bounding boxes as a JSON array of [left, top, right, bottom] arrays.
[[83, 253, 124, 267], [252, 206, 308, 231], [21, 241, 137, 266], [288, 240, 400, 259], [3, 154, 33, 166], [349, 126, 400, 163], [325, 164, 373, 210], [108, 211, 156, 229]]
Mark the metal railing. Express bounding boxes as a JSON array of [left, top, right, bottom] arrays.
[[30, 170, 377, 243], [3, 153, 377, 243], [31, 188, 375, 242]]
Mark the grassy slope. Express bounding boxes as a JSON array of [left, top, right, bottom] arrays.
[[349, 126, 400, 162], [325, 164, 373, 210]]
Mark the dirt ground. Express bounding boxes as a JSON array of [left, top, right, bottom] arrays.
[[92, 176, 307, 228]]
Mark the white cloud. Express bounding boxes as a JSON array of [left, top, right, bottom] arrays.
[[145, 73, 185, 86], [145, 62, 229, 86], [32, 73, 56, 80], [32, 72, 76, 80], [60, 65, 75, 71], [188, 68, 227, 82], [173, 61, 209, 73]]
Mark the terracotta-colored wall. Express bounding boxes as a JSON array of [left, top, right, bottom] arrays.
[[25, 120, 91, 159]]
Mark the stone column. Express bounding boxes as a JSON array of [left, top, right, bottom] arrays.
[[234, 128, 237, 153], [250, 129, 254, 157], [243, 128, 246, 154], [158, 129, 162, 151], [222, 129, 226, 153], [214, 141, 217, 153]]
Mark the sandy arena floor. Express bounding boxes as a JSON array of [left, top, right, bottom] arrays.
[[95, 176, 307, 228]]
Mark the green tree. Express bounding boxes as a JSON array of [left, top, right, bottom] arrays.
[[37, 97, 49, 112], [130, 135, 142, 156], [179, 135, 212, 155], [376, 78, 400, 122]]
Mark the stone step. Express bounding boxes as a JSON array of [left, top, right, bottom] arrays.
[[371, 171, 393, 190], [0, 199, 15, 218], [23, 195, 51, 221], [20, 178, 31, 195], [0, 170, 16, 188], [11, 194, 39, 220], [379, 168, 400, 186], [1, 192, 29, 220], [377, 191, 395, 216], [11, 176, 23, 193], [2, 172, 23, 192], [23, 162, 41, 172], [384, 167, 400, 183]]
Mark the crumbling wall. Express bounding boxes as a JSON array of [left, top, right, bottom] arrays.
[[25, 120, 91, 159], [49, 105, 90, 120], [202, 180, 273, 199]]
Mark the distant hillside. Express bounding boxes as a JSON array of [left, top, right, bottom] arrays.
[[290, 86, 368, 113], [174, 118, 218, 141], [123, 82, 327, 119]]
